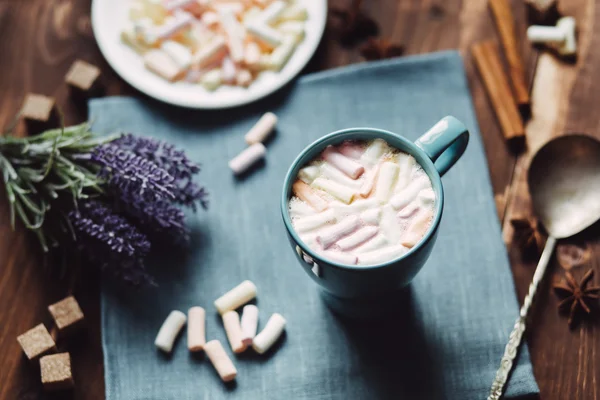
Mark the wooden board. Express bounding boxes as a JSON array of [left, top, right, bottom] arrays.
[[0, 0, 598, 399]]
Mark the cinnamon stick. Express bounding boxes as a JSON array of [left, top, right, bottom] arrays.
[[472, 40, 525, 150], [489, 0, 530, 115]]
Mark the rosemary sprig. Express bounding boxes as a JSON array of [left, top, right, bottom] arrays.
[[0, 123, 117, 251]]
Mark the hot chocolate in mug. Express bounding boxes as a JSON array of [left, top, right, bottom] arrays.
[[280, 116, 469, 317]]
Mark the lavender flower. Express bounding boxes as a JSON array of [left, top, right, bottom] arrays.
[[69, 199, 153, 284], [111, 134, 208, 210], [92, 143, 175, 201]]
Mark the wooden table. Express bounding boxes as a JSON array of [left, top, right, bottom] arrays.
[[0, 0, 598, 398]]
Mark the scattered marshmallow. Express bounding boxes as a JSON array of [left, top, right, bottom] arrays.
[[527, 25, 566, 44], [223, 311, 247, 353], [155, 310, 187, 353], [259, 0, 287, 24], [201, 68, 223, 91], [187, 306, 206, 352], [161, 40, 193, 69], [269, 36, 297, 71], [204, 340, 237, 382], [240, 305, 259, 346], [245, 112, 278, 145], [193, 36, 227, 68], [252, 313, 286, 354], [246, 22, 283, 48], [214, 280, 257, 315], [236, 69, 253, 87], [229, 143, 266, 175]]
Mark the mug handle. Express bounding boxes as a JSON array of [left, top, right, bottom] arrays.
[[414, 116, 469, 177]]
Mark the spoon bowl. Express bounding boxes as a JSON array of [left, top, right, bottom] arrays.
[[528, 134, 600, 238]]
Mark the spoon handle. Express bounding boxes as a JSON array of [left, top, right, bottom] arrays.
[[488, 236, 557, 400]]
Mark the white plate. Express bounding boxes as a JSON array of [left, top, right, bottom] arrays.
[[91, 0, 327, 109]]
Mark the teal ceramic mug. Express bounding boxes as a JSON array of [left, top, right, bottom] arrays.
[[280, 116, 469, 317]]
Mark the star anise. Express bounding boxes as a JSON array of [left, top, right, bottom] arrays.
[[553, 269, 600, 328], [360, 37, 404, 60], [510, 216, 543, 256], [556, 243, 591, 270], [329, 0, 379, 45]]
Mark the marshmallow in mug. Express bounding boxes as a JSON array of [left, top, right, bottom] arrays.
[[288, 139, 436, 266]]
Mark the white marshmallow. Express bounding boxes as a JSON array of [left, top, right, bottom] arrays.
[[240, 305, 259, 346], [246, 22, 283, 47], [221, 56, 237, 83], [268, 35, 297, 71], [323, 147, 365, 179], [527, 25, 567, 44], [361, 138, 386, 165], [236, 69, 253, 87], [245, 112, 278, 144], [360, 207, 381, 225], [320, 250, 358, 265], [144, 50, 183, 81], [187, 306, 206, 352], [418, 188, 435, 206], [358, 245, 408, 265], [229, 143, 266, 175], [259, 0, 287, 24], [219, 10, 245, 62], [355, 234, 388, 253], [394, 153, 415, 193], [379, 204, 401, 243], [204, 340, 237, 382], [155, 310, 187, 353], [252, 313, 286, 354], [293, 180, 328, 212], [121, 26, 150, 54], [316, 215, 360, 249], [312, 178, 355, 204], [154, 11, 194, 42], [192, 36, 227, 68], [337, 226, 378, 251], [359, 163, 380, 197], [161, 40, 193, 69], [201, 68, 222, 91], [164, 0, 198, 11], [297, 165, 320, 184], [278, 3, 307, 22], [223, 311, 247, 353], [390, 176, 430, 210], [294, 209, 336, 233], [334, 198, 379, 217], [557, 16, 577, 56], [214, 280, 258, 315], [320, 163, 362, 189], [202, 11, 220, 26], [374, 161, 400, 203], [244, 42, 262, 68], [277, 21, 305, 44], [288, 198, 317, 218]]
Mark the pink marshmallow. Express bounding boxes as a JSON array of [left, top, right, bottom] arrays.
[[322, 147, 365, 179], [316, 215, 360, 249], [337, 226, 378, 251], [221, 57, 237, 83], [338, 142, 365, 159]]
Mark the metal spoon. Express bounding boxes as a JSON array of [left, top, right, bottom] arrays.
[[488, 135, 600, 400]]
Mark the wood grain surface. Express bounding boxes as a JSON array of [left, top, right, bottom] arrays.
[[0, 0, 598, 399]]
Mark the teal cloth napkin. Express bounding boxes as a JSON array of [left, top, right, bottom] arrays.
[[92, 51, 539, 400]]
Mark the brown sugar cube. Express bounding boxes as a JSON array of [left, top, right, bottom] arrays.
[[16, 324, 57, 361], [65, 60, 103, 98], [40, 352, 74, 391], [20, 94, 59, 134], [48, 296, 84, 335]]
